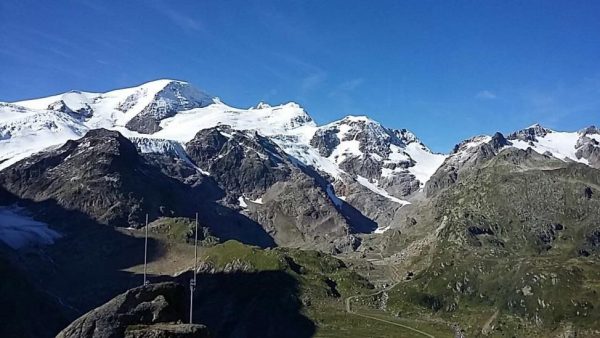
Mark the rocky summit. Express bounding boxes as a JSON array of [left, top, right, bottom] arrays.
[[56, 282, 210, 338], [0, 79, 599, 337]]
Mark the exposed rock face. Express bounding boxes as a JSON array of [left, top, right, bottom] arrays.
[[575, 133, 600, 168], [426, 135, 498, 196], [308, 116, 435, 198], [56, 282, 209, 338], [48, 98, 94, 119], [507, 124, 551, 142], [252, 174, 355, 252], [579, 125, 599, 137], [0, 129, 209, 227], [379, 171, 421, 197], [489, 132, 511, 149], [336, 179, 404, 231], [309, 127, 340, 157], [183, 126, 358, 251], [125, 81, 214, 134], [185, 126, 292, 200]]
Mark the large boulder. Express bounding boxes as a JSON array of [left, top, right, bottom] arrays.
[[56, 282, 209, 338]]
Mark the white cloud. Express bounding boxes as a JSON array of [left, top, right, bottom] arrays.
[[476, 90, 497, 100], [301, 72, 327, 93], [163, 8, 203, 32], [338, 78, 364, 91], [328, 78, 364, 98]]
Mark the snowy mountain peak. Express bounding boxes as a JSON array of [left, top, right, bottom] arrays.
[[579, 125, 599, 136], [340, 115, 376, 123], [253, 101, 272, 109], [2, 79, 446, 206], [508, 123, 552, 142], [452, 135, 493, 154], [123, 80, 214, 134]]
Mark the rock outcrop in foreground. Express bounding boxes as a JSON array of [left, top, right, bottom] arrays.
[[56, 282, 209, 338]]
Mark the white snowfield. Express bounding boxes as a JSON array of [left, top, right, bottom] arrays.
[[0, 205, 61, 249], [509, 130, 598, 164]]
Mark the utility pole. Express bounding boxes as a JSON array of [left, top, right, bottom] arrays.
[[189, 212, 199, 324], [143, 213, 149, 286]]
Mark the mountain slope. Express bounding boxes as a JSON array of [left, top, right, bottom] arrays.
[[3, 79, 598, 239], [426, 125, 600, 196], [366, 147, 600, 336], [2, 80, 443, 206]]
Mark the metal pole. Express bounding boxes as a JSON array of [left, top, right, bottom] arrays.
[[190, 212, 199, 324], [189, 282, 194, 323], [143, 213, 148, 286], [194, 212, 199, 283]]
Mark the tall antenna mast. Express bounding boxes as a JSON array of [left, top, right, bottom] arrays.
[[143, 213, 149, 286], [189, 212, 199, 323]]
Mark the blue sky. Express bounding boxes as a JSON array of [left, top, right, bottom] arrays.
[[1, 0, 599, 152]]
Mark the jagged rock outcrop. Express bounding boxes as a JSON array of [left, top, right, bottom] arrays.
[[308, 116, 442, 198], [56, 282, 209, 338], [125, 81, 214, 134], [185, 126, 292, 200], [252, 174, 356, 252], [185, 126, 358, 251], [507, 124, 551, 143], [0, 129, 210, 227], [48, 94, 94, 119], [575, 129, 600, 168], [425, 135, 499, 196]]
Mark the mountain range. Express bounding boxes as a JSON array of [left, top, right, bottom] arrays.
[[1, 79, 599, 337], [1, 80, 598, 238]]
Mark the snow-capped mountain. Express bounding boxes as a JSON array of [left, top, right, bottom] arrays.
[[0, 102, 88, 168], [309, 116, 445, 197], [507, 124, 600, 166], [425, 124, 600, 196], [1, 79, 444, 207], [3, 79, 596, 237]]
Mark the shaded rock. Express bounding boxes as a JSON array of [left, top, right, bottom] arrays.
[[125, 323, 209, 338], [0, 129, 211, 227], [56, 282, 191, 338], [185, 126, 291, 199], [584, 187, 593, 199], [489, 132, 511, 150], [309, 127, 340, 157]]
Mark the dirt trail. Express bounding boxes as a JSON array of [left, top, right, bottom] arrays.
[[344, 282, 435, 338]]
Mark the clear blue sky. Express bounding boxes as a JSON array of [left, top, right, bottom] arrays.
[[1, 0, 599, 152]]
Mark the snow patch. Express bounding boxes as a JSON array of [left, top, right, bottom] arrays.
[[356, 176, 410, 205], [0, 205, 61, 249], [405, 143, 446, 185], [374, 225, 391, 234], [238, 196, 247, 208]]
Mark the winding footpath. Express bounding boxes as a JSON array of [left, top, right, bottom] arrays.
[[344, 281, 436, 338]]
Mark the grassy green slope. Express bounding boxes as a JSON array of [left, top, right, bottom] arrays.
[[372, 149, 600, 337]]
